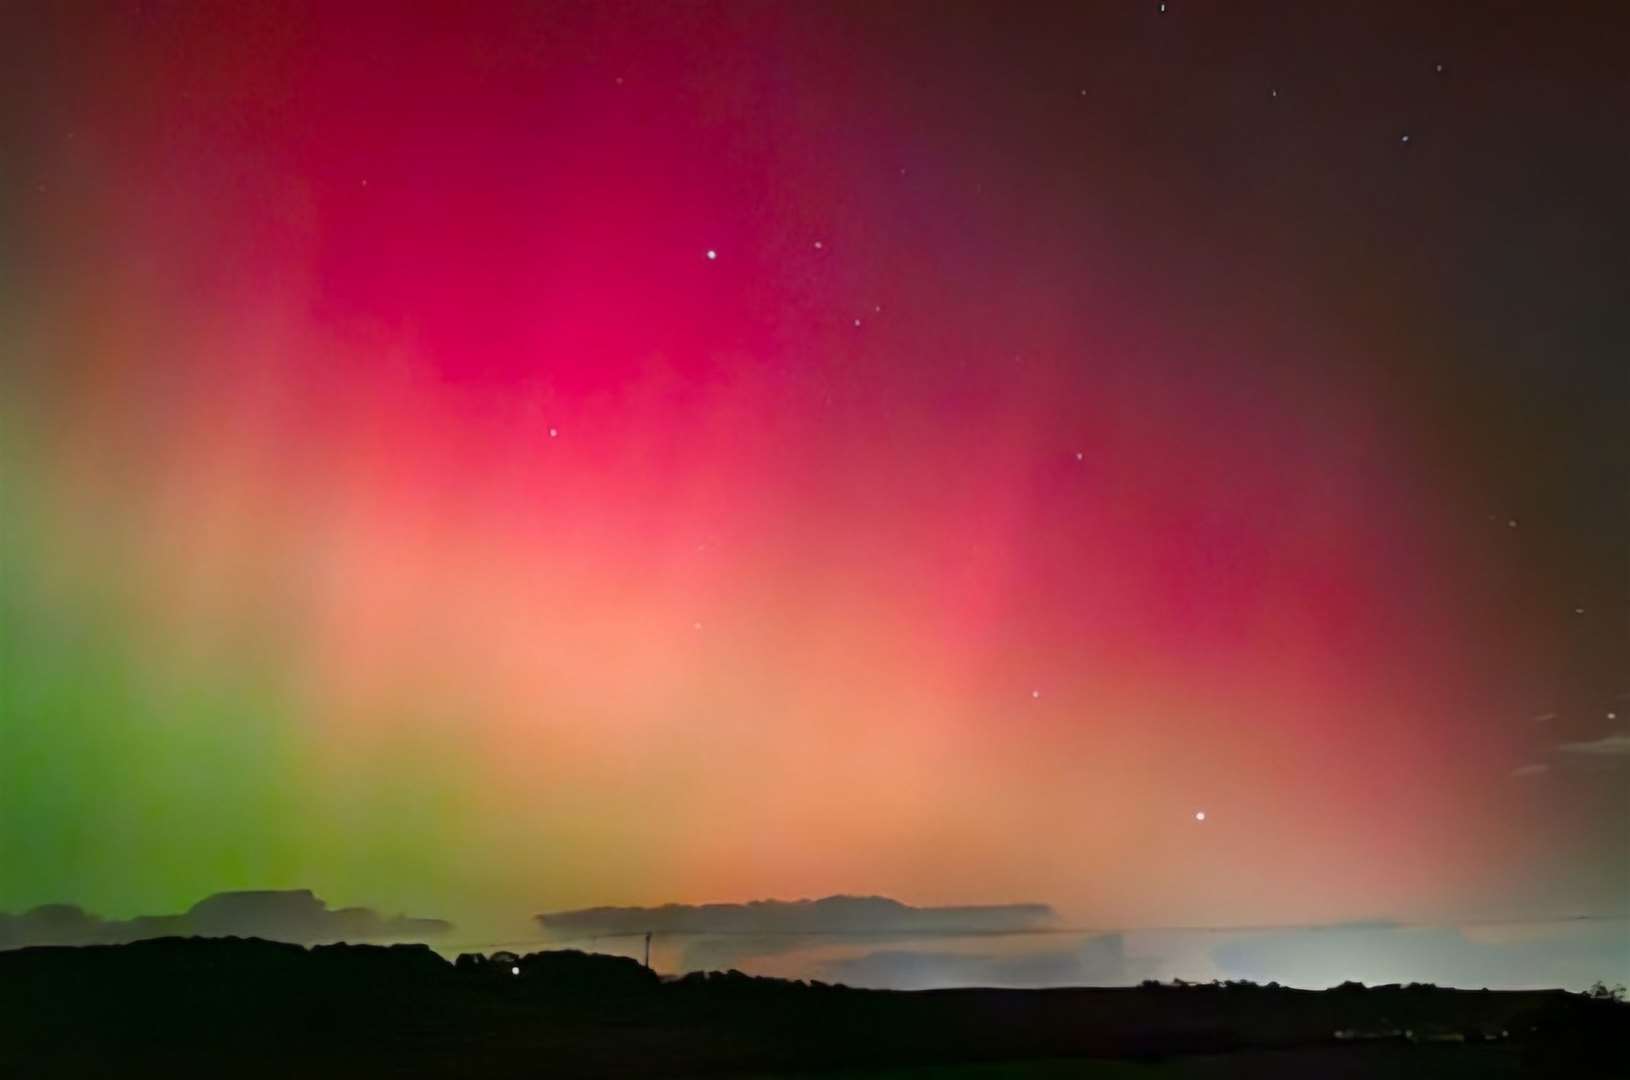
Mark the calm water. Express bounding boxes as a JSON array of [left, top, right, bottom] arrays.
[[439, 917, 1629, 993]]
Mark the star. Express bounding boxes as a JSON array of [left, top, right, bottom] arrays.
[[1031, 689, 1041, 700], [548, 427, 559, 438], [1435, 63, 1445, 73], [813, 240, 824, 250], [853, 318, 862, 327], [705, 249, 717, 260], [1507, 518, 1518, 528], [1400, 133, 1411, 144], [1194, 810, 1206, 822], [1074, 451, 1084, 461]]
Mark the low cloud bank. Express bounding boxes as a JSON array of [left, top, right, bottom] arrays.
[[822, 933, 1127, 990], [0, 890, 452, 949]]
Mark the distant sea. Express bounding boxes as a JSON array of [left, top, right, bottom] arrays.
[[440, 917, 1630, 993]]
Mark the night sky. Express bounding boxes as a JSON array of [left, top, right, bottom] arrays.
[[2, 2, 1626, 938]]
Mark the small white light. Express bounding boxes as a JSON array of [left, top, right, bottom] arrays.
[[548, 427, 559, 438], [1195, 811, 1206, 822], [1031, 689, 1041, 700], [705, 249, 717, 260], [511, 966, 520, 976], [813, 240, 823, 249]]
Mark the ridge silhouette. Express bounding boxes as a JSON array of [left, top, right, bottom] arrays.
[[1, 937, 1621, 1077]]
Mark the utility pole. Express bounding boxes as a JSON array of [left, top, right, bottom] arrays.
[[644, 931, 652, 970]]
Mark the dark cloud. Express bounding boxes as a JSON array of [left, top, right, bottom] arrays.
[[537, 895, 1055, 937], [537, 896, 1065, 980], [0, 890, 451, 950]]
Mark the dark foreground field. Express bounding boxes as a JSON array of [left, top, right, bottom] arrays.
[[1, 938, 1621, 1077]]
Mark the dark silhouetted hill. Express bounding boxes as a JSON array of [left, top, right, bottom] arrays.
[[0, 937, 1622, 1077], [537, 895, 1057, 936], [0, 890, 451, 949]]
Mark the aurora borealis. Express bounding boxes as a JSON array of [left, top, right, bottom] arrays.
[[2, 2, 1626, 956]]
